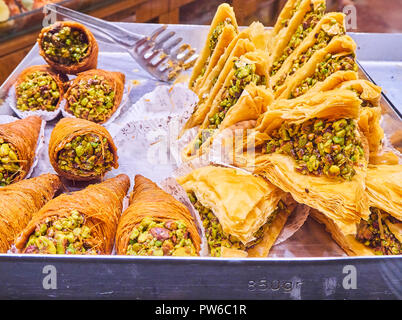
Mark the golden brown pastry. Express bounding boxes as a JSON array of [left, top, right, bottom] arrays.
[[38, 21, 98, 75], [0, 174, 61, 253], [48, 118, 118, 181], [177, 166, 297, 257], [116, 175, 201, 256], [15, 174, 130, 255]]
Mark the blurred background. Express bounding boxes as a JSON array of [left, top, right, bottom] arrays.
[[1, 0, 402, 84]]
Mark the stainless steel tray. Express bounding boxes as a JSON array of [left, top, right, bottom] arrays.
[[0, 22, 401, 300]]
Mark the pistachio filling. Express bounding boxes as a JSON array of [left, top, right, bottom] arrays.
[[273, 21, 345, 91], [290, 53, 358, 98], [57, 134, 114, 177], [188, 192, 285, 257], [193, 60, 266, 150], [0, 138, 22, 186], [264, 118, 363, 180], [67, 75, 116, 123], [126, 217, 197, 256], [16, 71, 60, 112], [23, 210, 99, 254], [271, 3, 326, 76], [356, 207, 402, 255], [41, 26, 89, 65]]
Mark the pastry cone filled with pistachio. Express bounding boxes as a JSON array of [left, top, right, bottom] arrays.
[[181, 23, 269, 135], [0, 174, 61, 253], [269, 0, 326, 74], [271, 12, 346, 93], [48, 118, 118, 181], [64, 69, 125, 124], [311, 164, 402, 256], [177, 166, 297, 257], [189, 3, 238, 93], [182, 51, 272, 161], [15, 174, 130, 255], [38, 21, 98, 75], [116, 175, 201, 256], [14, 65, 67, 113], [276, 35, 358, 99], [239, 89, 369, 236], [0, 115, 42, 186]]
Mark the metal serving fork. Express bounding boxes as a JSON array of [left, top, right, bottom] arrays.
[[44, 4, 197, 82]]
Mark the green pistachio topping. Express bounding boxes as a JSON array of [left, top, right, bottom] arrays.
[[16, 71, 60, 112], [264, 118, 364, 180], [41, 26, 89, 65], [271, 3, 326, 76], [290, 53, 358, 98], [188, 192, 286, 257], [193, 59, 265, 151], [67, 75, 116, 123], [57, 134, 114, 177], [273, 23, 345, 92], [356, 207, 401, 255], [126, 217, 197, 256], [23, 209, 99, 254], [0, 138, 22, 186]]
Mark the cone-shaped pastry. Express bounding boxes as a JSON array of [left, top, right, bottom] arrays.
[[15, 65, 68, 113], [38, 21, 98, 75], [0, 115, 42, 186], [64, 69, 125, 124], [15, 174, 130, 254], [0, 174, 61, 253], [239, 89, 369, 236], [271, 12, 346, 91], [269, 0, 326, 74], [177, 166, 297, 257], [116, 175, 201, 256], [189, 3, 238, 92], [182, 51, 272, 161], [311, 164, 402, 256], [48, 118, 118, 181]]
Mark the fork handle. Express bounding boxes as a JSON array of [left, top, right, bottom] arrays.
[[45, 4, 144, 48]]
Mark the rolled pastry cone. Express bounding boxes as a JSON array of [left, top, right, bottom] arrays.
[[239, 89, 369, 236], [271, 12, 346, 91], [177, 166, 297, 258], [0, 174, 61, 253], [48, 118, 118, 181], [38, 21, 98, 75], [182, 51, 272, 161], [311, 164, 402, 256], [189, 3, 238, 92], [15, 174, 130, 255], [15, 65, 68, 113], [180, 29, 264, 136], [275, 35, 358, 99], [0, 115, 42, 185], [64, 69, 125, 124], [268, 0, 326, 73], [116, 175, 201, 256]]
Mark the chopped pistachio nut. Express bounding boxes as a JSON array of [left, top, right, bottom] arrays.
[[41, 26, 89, 65], [264, 118, 364, 180], [0, 138, 22, 186], [188, 192, 286, 257], [16, 71, 61, 112], [67, 75, 116, 123], [126, 217, 197, 256], [23, 209, 99, 254], [273, 24, 345, 92], [57, 134, 114, 177], [271, 3, 326, 76], [290, 53, 357, 98], [356, 207, 402, 255], [349, 87, 374, 108]]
